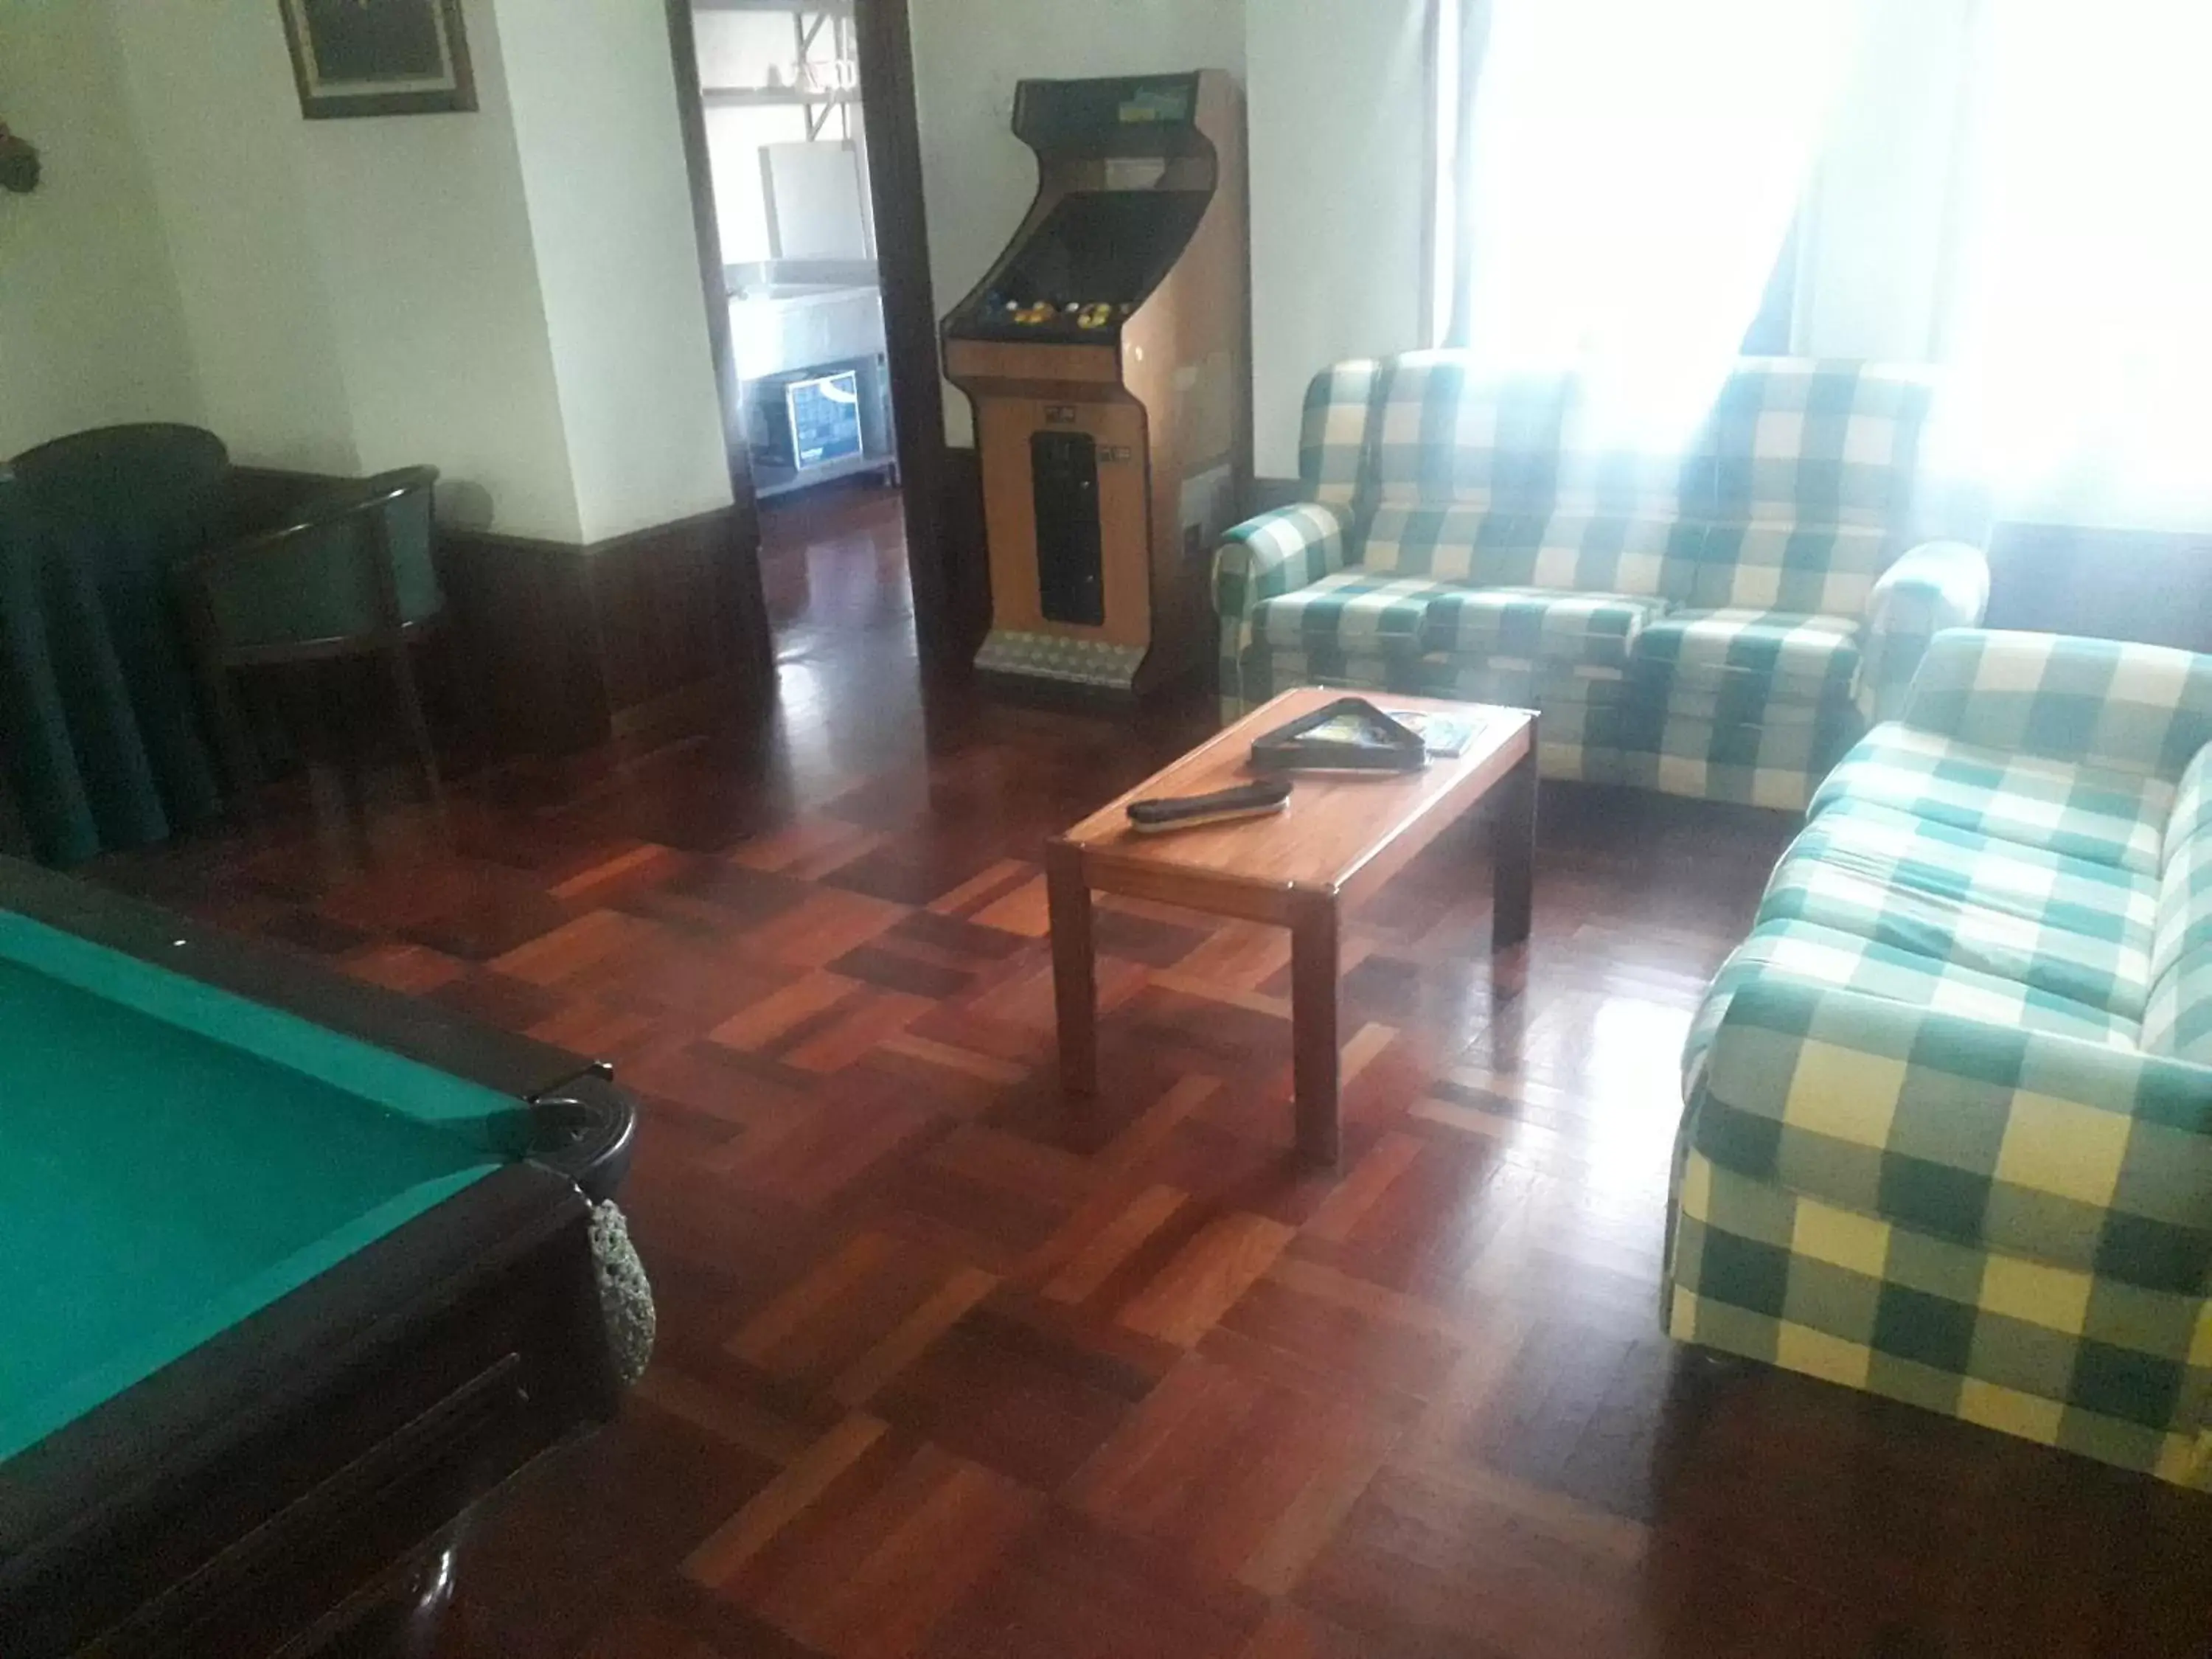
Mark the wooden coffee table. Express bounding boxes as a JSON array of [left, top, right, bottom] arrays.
[[1047, 689, 1537, 1164]]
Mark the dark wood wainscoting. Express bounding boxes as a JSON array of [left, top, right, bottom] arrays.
[[222, 470, 770, 759], [441, 505, 771, 757], [936, 445, 990, 663]]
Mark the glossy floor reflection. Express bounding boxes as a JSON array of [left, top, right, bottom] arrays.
[[98, 488, 2212, 1658]]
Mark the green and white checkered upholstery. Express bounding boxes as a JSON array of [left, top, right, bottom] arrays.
[[1678, 361, 1934, 617], [2146, 748, 2212, 1062], [1903, 630, 2212, 783], [1362, 508, 1691, 594], [1809, 723, 2174, 875], [1703, 359, 1933, 531], [1635, 611, 1863, 700], [1682, 523, 1893, 616], [1211, 355, 1989, 807], [1857, 541, 1992, 723], [1672, 1143, 2211, 1485], [1365, 357, 1574, 513], [1232, 647, 1413, 712], [1251, 570, 1461, 658], [1683, 914, 2141, 1086], [1669, 629, 2212, 1486], [1758, 806, 2159, 1023], [1213, 502, 1355, 715], [1694, 983, 2212, 1295], [1301, 360, 1383, 510], [1419, 586, 1666, 672]]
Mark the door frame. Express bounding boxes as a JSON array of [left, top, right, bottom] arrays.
[[664, 0, 975, 675]]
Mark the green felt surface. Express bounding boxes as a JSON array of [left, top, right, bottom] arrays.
[[0, 911, 529, 1461]]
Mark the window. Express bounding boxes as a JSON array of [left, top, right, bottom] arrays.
[[1439, 0, 1858, 390], [1438, 0, 2212, 529]]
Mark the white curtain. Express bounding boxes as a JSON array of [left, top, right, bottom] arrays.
[[1935, 2, 2212, 531], [1448, 0, 1863, 437], [1447, 0, 2212, 531]]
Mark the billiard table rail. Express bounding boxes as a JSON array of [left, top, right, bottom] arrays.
[[0, 1160, 619, 1658], [0, 860, 652, 1657], [0, 856, 620, 1116]]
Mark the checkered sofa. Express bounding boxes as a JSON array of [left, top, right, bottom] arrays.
[[1214, 355, 1990, 809], [1666, 630, 2212, 1485]]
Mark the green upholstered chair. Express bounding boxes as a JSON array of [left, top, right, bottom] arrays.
[[2, 425, 232, 863], [174, 465, 448, 806]]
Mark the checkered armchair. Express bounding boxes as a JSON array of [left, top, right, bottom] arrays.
[[1212, 355, 1990, 809], [1668, 630, 2212, 1486]]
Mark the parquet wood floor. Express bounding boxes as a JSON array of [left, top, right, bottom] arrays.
[[97, 487, 2212, 1657]]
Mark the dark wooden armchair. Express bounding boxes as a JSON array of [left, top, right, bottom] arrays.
[[174, 465, 447, 807]]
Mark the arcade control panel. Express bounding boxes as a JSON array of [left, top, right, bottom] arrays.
[[990, 298, 1134, 334]]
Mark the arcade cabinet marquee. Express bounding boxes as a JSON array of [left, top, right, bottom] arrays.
[[943, 71, 1251, 700]]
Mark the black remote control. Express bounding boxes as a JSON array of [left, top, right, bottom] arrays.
[[1127, 779, 1293, 832]]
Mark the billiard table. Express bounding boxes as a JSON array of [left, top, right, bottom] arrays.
[[0, 857, 647, 1658]]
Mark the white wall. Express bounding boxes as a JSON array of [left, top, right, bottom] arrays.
[[910, 0, 1247, 445], [105, 0, 726, 545], [1245, 1, 1431, 476], [499, 0, 734, 543], [298, 0, 585, 538], [110, 0, 585, 538], [107, 0, 355, 479], [0, 0, 200, 459]]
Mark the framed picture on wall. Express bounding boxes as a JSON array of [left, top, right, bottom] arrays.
[[279, 0, 477, 119]]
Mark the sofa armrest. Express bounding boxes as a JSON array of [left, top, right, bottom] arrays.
[[1693, 977, 2212, 1293], [1858, 540, 1990, 721], [1212, 501, 1356, 714], [1213, 501, 1354, 616], [1900, 628, 2212, 782]]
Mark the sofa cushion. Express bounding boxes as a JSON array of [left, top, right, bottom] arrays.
[[2144, 746, 2212, 1060], [1361, 507, 1691, 597], [1367, 358, 1577, 514], [1811, 724, 2176, 876], [1759, 803, 2160, 1024], [1636, 610, 1861, 702], [1903, 630, 2212, 785], [1249, 569, 1461, 656], [1364, 355, 1703, 512], [1299, 359, 1383, 509], [1417, 586, 1667, 672], [1703, 361, 1934, 531], [1362, 504, 1536, 580], [1682, 521, 1893, 616], [1683, 914, 2140, 1088]]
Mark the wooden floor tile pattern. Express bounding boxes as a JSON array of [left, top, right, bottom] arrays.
[[97, 487, 2212, 1657]]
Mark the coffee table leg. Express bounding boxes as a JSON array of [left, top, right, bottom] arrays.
[[1046, 841, 1096, 1098], [1290, 894, 1341, 1165], [1493, 738, 1538, 952]]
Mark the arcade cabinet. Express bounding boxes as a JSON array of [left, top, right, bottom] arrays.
[[943, 72, 1250, 699]]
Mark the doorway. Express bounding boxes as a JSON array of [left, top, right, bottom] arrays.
[[695, 4, 897, 501], [664, 0, 970, 676]]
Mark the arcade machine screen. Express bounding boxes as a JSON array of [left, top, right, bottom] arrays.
[[965, 190, 1213, 341]]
